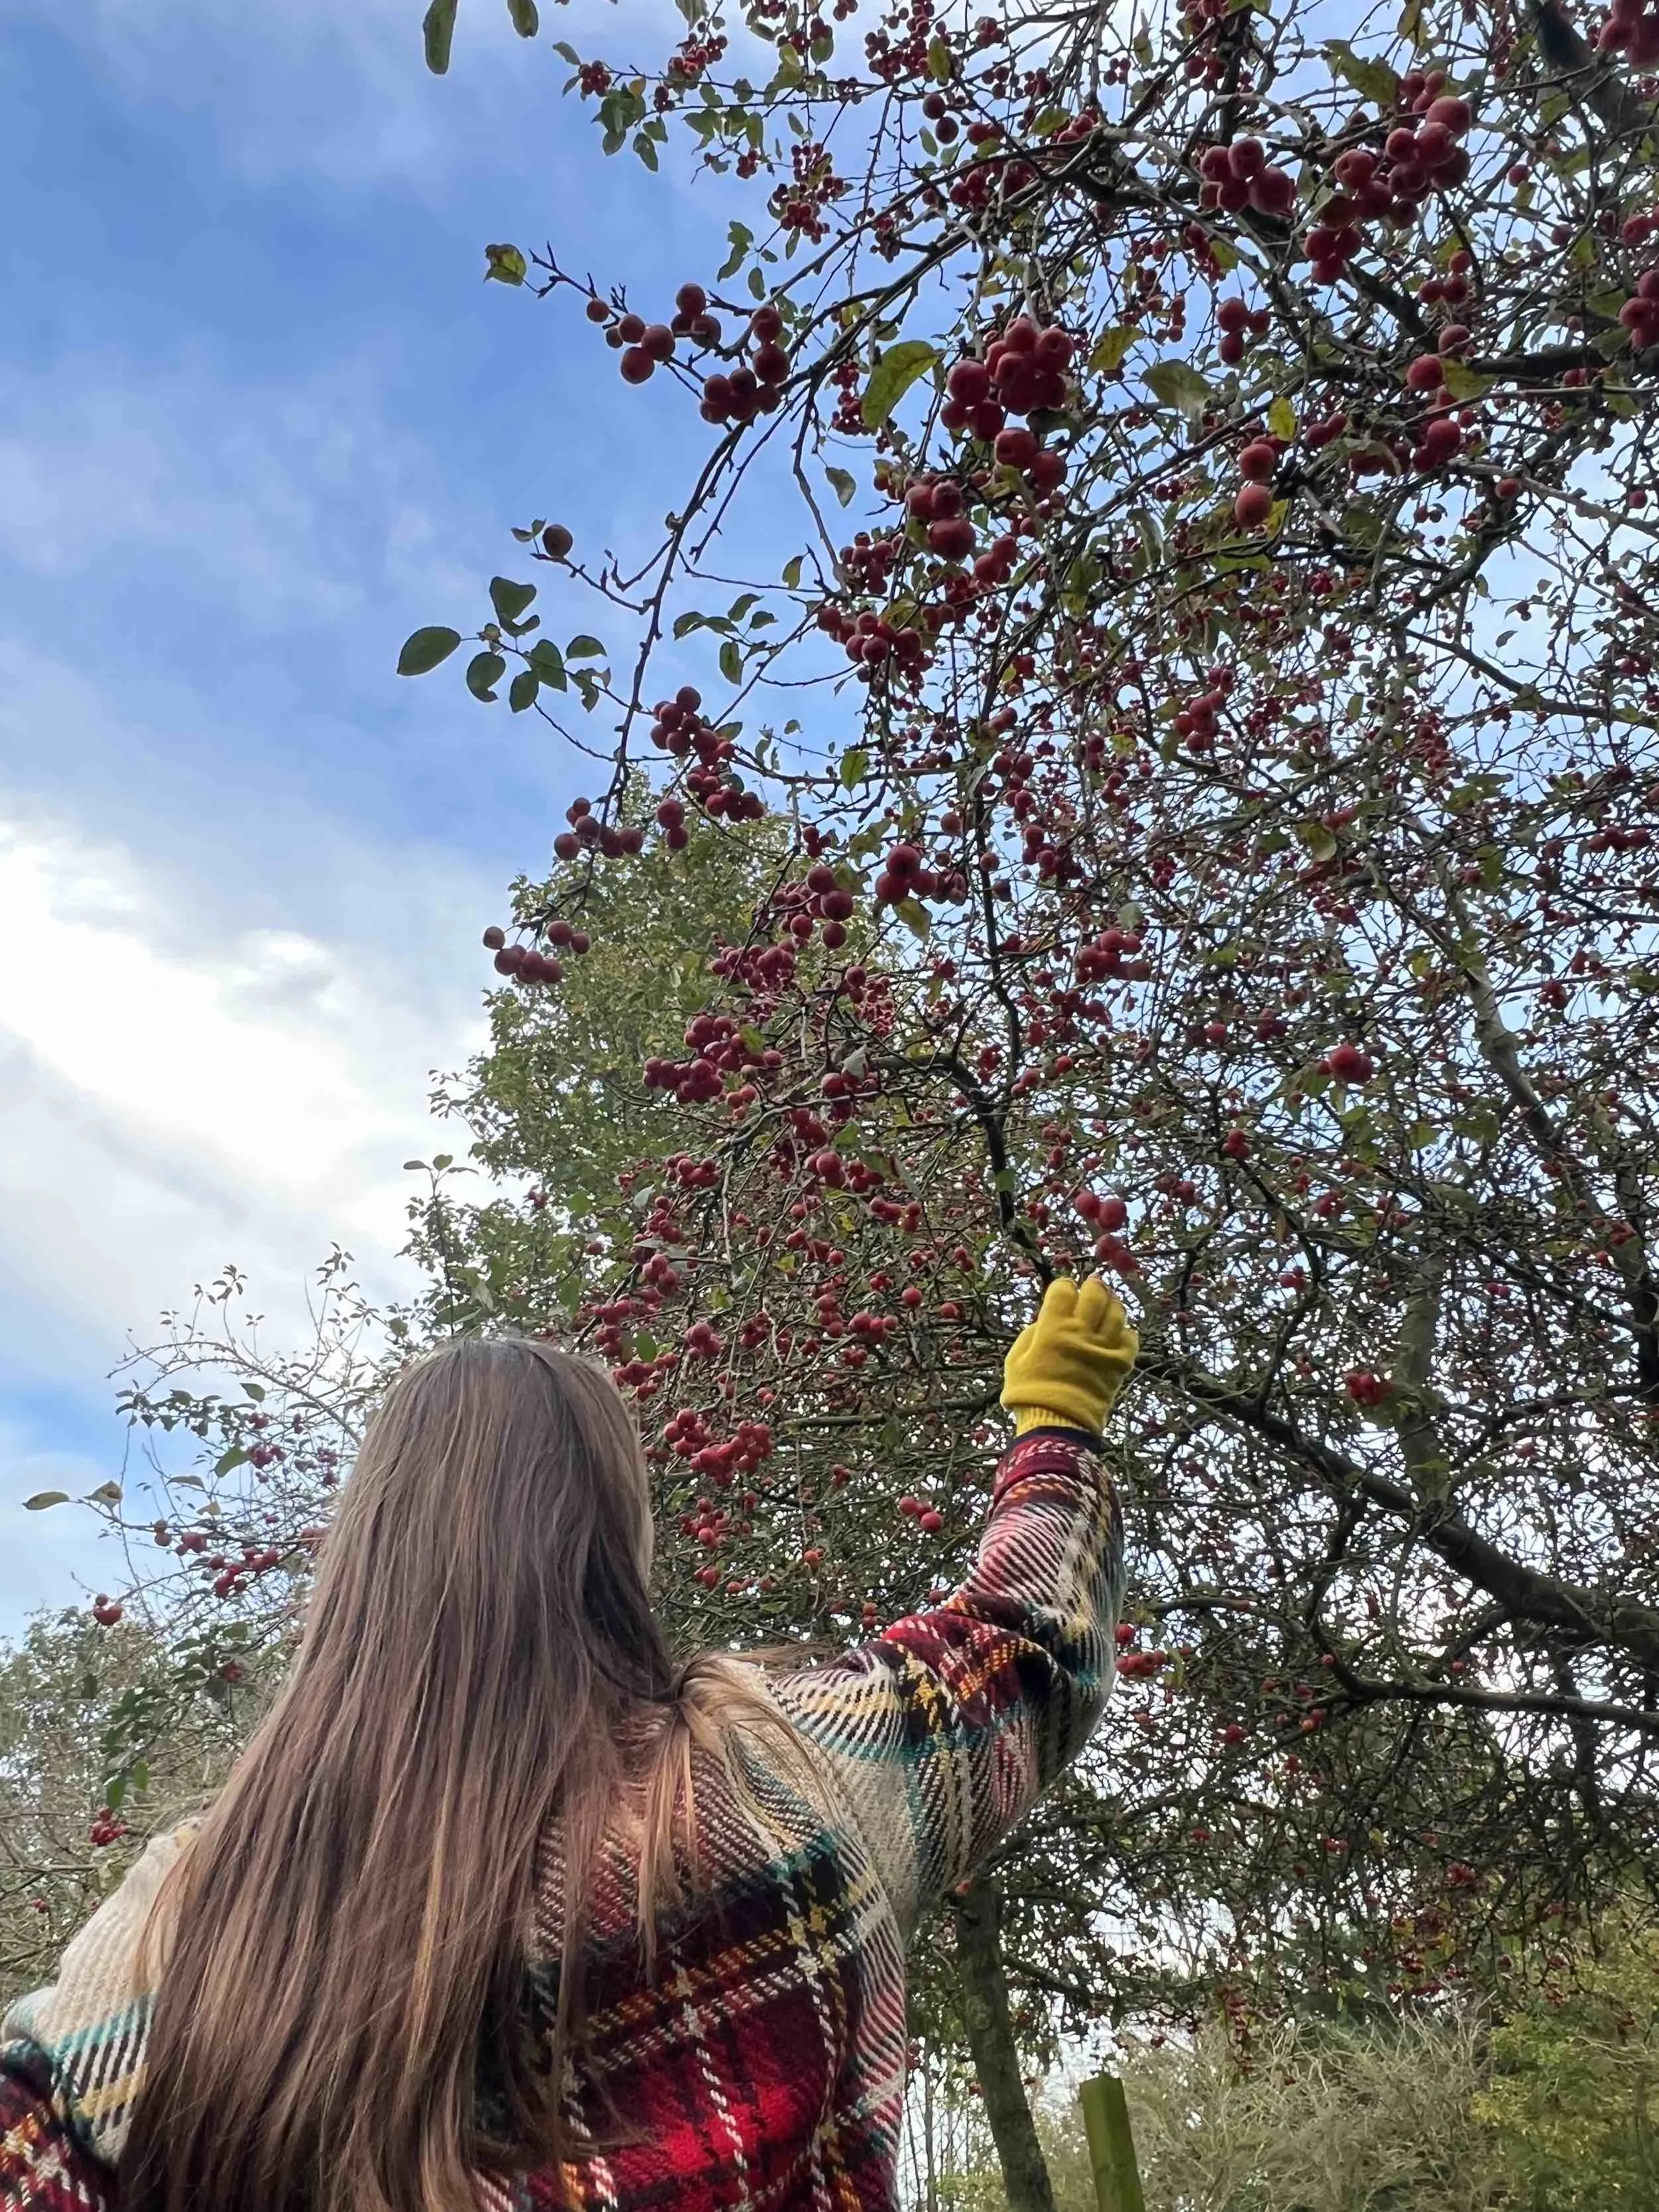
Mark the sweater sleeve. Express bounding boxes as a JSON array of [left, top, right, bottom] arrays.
[[768, 1426, 1124, 1939], [0, 2059, 115, 2212]]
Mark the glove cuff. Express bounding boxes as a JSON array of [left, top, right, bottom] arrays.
[[1013, 1402, 1100, 1437]]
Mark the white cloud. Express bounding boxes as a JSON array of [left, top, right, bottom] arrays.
[[0, 806, 490, 1384]]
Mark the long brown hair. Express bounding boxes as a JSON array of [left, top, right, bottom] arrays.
[[120, 1337, 800, 2212]]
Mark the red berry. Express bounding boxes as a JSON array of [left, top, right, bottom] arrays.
[[1234, 482, 1273, 529], [620, 347, 656, 384], [1238, 440, 1277, 481]]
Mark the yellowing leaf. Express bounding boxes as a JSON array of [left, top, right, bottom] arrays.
[[1267, 395, 1297, 441], [861, 340, 941, 429], [1143, 360, 1210, 417], [1090, 325, 1139, 374]]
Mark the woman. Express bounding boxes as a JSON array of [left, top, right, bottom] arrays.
[[0, 1275, 1135, 2212]]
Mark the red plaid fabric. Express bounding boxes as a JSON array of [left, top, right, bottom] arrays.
[[0, 1428, 1122, 2212]]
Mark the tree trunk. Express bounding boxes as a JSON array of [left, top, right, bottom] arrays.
[[952, 1876, 1056, 2212]]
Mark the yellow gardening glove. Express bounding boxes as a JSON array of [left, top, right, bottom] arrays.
[[1001, 1276, 1138, 1437]]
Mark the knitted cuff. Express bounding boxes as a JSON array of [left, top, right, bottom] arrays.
[[1013, 1404, 1100, 1438]]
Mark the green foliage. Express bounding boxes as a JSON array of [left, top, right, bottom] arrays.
[[1477, 1917, 1659, 2208], [0, 1610, 276, 2002]]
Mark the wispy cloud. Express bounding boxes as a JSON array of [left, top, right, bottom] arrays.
[[0, 348, 478, 621], [5, 0, 691, 191]]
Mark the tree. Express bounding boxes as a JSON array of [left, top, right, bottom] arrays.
[[409, 0, 1659, 2174], [400, 0, 1659, 1953]]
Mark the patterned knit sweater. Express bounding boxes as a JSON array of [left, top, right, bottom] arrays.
[[0, 1427, 1122, 2212]]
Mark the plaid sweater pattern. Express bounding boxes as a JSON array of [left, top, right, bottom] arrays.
[[0, 1428, 1122, 2212]]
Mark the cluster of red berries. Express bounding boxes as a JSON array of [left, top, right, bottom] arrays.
[[898, 1493, 946, 1533], [701, 301, 792, 424], [1621, 266, 1659, 348], [820, 601, 932, 675], [1345, 1369, 1392, 1408], [646, 686, 764, 823], [666, 29, 727, 82], [1174, 675, 1235, 752], [1216, 295, 1271, 366], [1074, 927, 1151, 984], [1233, 434, 1291, 531], [89, 1808, 129, 1848], [91, 1593, 123, 1626], [645, 1012, 775, 1105], [778, 861, 856, 950], [1599, 0, 1659, 59], [589, 281, 722, 382], [1074, 1190, 1130, 1253], [975, 315, 1074, 419], [1321, 1041, 1377, 1083], [872, 840, 968, 905], [904, 473, 977, 563], [1198, 137, 1297, 218], [552, 795, 643, 865], [1304, 83, 1472, 285]]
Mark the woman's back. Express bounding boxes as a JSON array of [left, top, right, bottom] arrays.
[[0, 1286, 1133, 2212]]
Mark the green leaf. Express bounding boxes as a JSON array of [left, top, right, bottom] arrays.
[[839, 746, 869, 788], [423, 0, 457, 74], [214, 1445, 248, 1476], [719, 637, 743, 684], [23, 1491, 68, 1511], [526, 639, 567, 689], [861, 340, 941, 429], [1090, 325, 1139, 374], [893, 897, 931, 940], [1399, 0, 1427, 46], [1440, 359, 1494, 402], [565, 634, 607, 659], [508, 669, 539, 713], [397, 626, 463, 676], [241, 1381, 265, 1400], [466, 650, 507, 701], [825, 465, 857, 508], [673, 610, 707, 638], [928, 36, 954, 78], [1293, 820, 1339, 862], [484, 243, 527, 285], [782, 553, 804, 589], [1267, 395, 1297, 441], [634, 132, 659, 172], [1323, 38, 1400, 107], [1143, 360, 1210, 417], [489, 576, 537, 625], [506, 0, 538, 33]]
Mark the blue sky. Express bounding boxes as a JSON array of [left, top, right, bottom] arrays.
[[0, 0, 753, 1628]]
